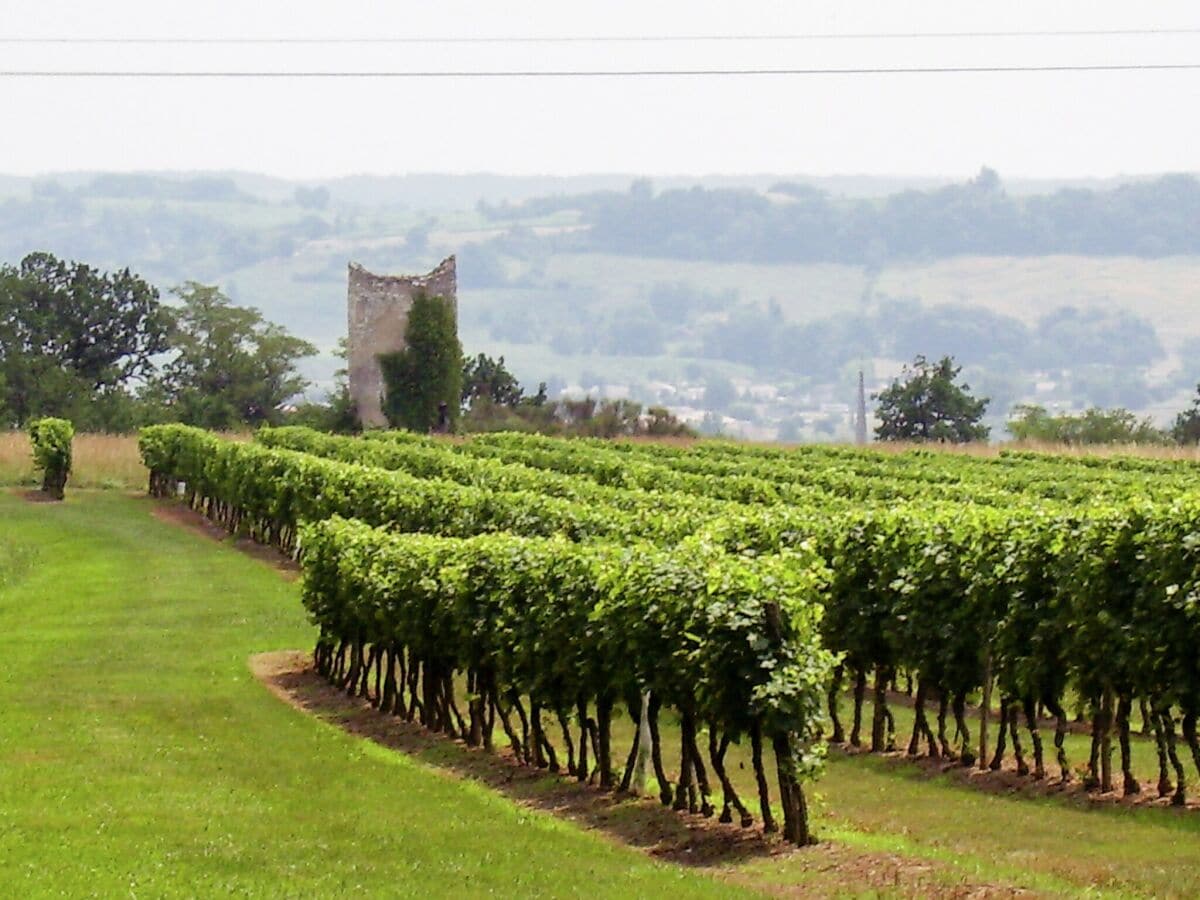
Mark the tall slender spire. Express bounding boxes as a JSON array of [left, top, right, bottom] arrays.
[[855, 369, 868, 445]]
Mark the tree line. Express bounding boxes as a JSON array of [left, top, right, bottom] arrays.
[[699, 299, 1163, 379], [485, 169, 1200, 264], [6, 248, 1195, 443], [874, 355, 1200, 446], [0, 251, 690, 438], [0, 252, 316, 431]]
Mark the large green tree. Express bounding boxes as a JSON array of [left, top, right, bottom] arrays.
[[379, 292, 462, 432], [460, 353, 534, 409], [155, 282, 316, 429], [0, 252, 169, 425], [874, 355, 990, 443]]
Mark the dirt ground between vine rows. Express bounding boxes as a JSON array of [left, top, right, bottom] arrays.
[[250, 650, 1027, 898]]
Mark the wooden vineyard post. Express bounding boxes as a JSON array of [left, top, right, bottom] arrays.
[[632, 689, 651, 795], [979, 650, 992, 771]]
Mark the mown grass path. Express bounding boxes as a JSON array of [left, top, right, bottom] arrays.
[[0, 493, 731, 897]]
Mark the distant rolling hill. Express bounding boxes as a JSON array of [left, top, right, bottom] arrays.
[[3, 170, 1198, 438]]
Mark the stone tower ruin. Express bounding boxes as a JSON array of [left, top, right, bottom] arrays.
[[346, 256, 457, 428]]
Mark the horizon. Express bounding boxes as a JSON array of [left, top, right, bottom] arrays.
[[5, 167, 1194, 187]]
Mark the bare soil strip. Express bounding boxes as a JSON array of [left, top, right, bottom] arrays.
[[251, 650, 1026, 898], [844, 743, 1200, 812]]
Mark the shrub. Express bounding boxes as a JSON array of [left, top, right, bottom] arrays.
[[29, 417, 74, 499]]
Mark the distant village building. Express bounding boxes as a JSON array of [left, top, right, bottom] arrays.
[[345, 257, 456, 428]]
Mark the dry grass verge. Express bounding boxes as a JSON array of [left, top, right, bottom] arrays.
[[0, 432, 145, 490]]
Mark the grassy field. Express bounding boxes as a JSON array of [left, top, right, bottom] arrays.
[[876, 255, 1200, 354], [3, 490, 1200, 896], [537, 252, 1200, 353]]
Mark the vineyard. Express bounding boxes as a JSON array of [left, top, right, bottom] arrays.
[[138, 424, 1200, 847]]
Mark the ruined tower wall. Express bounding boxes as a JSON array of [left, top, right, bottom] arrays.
[[346, 256, 457, 428]]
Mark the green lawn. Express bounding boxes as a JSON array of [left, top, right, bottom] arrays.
[[3, 491, 1199, 898], [0, 492, 731, 898]]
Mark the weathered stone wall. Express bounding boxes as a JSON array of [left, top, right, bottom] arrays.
[[346, 256, 457, 428]]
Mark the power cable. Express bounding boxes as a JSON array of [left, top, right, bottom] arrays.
[[2, 63, 1199, 78], [2, 28, 1200, 44]]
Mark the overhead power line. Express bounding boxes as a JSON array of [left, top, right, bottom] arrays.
[[2, 28, 1200, 44], [1, 63, 1199, 78]]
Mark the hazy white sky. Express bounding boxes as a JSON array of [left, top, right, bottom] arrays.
[[2, 0, 1199, 178]]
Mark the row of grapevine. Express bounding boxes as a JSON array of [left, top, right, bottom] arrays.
[[462, 431, 1193, 505], [290, 427, 1200, 800], [347, 426, 1028, 507], [140, 424, 708, 549], [256, 426, 755, 520], [141, 423, 1200, 829], [301, 516, 834, 844], [424, 432, 1011, 506], [699, 498, 1200, 802]]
